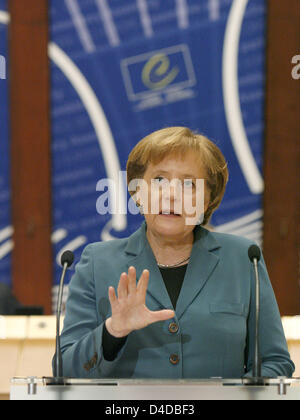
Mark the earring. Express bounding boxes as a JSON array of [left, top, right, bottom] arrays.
[[139, 204, 144, 215], [136, 201, 144, 215]]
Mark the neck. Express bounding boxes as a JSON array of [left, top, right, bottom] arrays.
[[146, 228, 194, 267]]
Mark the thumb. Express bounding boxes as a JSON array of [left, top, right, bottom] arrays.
[[149, 309, 175, 323]]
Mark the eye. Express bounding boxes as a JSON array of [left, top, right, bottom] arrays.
[[154, 176, 167, 184], [183, 179, 195, 188]]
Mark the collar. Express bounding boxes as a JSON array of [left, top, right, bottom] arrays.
[[124, 220, 221, 257]]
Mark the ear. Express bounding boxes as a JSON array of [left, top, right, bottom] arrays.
[[128, 178, 142, 208], [204, 182, 212, 214]]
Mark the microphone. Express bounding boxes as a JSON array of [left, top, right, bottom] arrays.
[[248, 244, 261, 263], [53, 250, 74, 380], [248, 245, 262, 383]]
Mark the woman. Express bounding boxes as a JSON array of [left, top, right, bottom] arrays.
[[58, 127, 294, 379]]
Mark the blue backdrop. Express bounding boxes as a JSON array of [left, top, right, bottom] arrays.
[[50, 0, 266, 292], [0, 0, 12, 286], [0, 1, 266, 304]]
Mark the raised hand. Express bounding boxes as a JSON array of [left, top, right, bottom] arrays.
[[105, 266, 175, 338]]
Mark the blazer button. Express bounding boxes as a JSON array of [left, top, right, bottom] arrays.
[[169, 354, 180, 365], [168, 322, 179, 334]]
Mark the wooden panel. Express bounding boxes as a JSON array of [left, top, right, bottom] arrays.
[[8, 0, 52, 314], [0, 316, 58, 396], [263, 0, 300, 315]]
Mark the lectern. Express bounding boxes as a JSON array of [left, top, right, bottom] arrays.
[[10, 377, 300, 400]]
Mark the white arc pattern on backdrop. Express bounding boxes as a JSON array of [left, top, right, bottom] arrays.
[[222, 0, 264, 194], [0, 10, 128, 239]]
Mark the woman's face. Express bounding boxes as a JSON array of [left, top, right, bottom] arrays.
[[139, 150, 210, 239]]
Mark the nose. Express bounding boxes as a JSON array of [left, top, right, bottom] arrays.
[[161, 179, 183, 208], [171, 180, 182, 201]]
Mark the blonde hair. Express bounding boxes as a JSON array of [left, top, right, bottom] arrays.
[[126, 127, 229, 225]]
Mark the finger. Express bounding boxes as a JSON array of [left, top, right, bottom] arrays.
[[149, 309, 175, 323], [117, 272, 128, 299], [108, 287, 118, 309], [127, 266, 137, 295], [137, 269, 149, 296]]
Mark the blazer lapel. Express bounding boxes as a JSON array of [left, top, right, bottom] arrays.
[[125, 222, 173, 310], [124, 221, 221, 317], [175, 227, 221, 320]]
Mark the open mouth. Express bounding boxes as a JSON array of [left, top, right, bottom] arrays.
[[159, 211, 181, 217]]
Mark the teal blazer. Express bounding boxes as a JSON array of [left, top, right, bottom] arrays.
[[58, 221, 294, 379]]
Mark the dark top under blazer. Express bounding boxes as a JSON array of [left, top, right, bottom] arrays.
[[102, 264, 187, 361], [58, 221, 295, 379]]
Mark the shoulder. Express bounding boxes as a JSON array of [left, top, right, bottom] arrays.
[[201, 227, 260, 259], [81, 222, 146, 261], [212, 230, 256, 248], [68, 236, 132, 293], [76, 236, 133, 276], [83, 236, 130, 258]]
